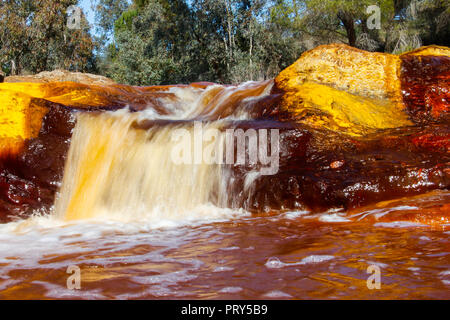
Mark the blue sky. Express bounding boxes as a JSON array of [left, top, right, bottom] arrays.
[[79, 0, 96, 27]]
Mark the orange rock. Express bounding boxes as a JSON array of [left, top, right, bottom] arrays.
[[0, 80, 177, 157], [274, 43, 449, 136], [275, 44, 402, 101], [330, 160, 345, 169], [401, 45, 450, 57], [5, 69, 116, 86]]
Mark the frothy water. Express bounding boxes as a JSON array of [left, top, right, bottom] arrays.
[[54, 80, 275, 223], [54, 112, 236, 222], [0, 207, 448, 299], [151, 80, 273, 120]]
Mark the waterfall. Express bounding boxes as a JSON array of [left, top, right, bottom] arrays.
[[54, 111, 234, 222], [53, 81, 275, 222]]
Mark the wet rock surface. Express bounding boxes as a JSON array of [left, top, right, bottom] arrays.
[[226, 122, 449, 213], [0, 104, 75, 222], [0, 44, 448, 223]]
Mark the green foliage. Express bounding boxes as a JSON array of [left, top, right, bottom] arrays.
[[0, 0, 96, 75], [1, 0, 448, 82], [99, 0, 306, 85], [95, 0, 129, 44], [407, 0, 449, 47], [114, 9, 139, 34]]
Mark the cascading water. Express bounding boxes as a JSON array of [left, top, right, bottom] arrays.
[[54, 81, 275, 222], [54, 112, 229, 222]]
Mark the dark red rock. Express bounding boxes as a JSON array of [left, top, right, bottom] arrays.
[[0, 104, 75, 222], [400, 55, 450, 123], [223, 122, 449, 213]]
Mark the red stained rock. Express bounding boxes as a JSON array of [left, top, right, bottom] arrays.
[[0, 104, 75, 222], [330, 160, 345, 169], [400, 55, 450, 123]]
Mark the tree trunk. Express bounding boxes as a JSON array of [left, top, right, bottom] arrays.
[[338, 11, 356, 47], [225, 0, 233, 66], [249, 6, 253, 81], [249, 31, 253, 80], [11, 59, 16, 75]]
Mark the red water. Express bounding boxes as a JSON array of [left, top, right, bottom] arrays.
[[0, 190, 448, 300]]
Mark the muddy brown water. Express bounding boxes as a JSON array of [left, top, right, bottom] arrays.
[[0, 190, 448, 300]]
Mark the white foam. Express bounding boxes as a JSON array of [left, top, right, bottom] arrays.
[[32, 281, 107, 299], [263, 290, 293, 298], [219, 286, 243, 294], [408, 267, 421, 272], [284, 211, 309, 219], [265, 257, 286, 269], [299, 255, 335, 264], [220, 246, 240, 251], [319, 213, 351, 222], [374, 221, 428, 228], [265, 255, 334, 269], [132, 270, 198, 286], [213, 266, 234, 272], [93, 205, 250, 227], [349, 205, 419, 221]]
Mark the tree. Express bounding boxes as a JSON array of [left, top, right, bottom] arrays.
[[99, 0, 306, 85], [403, 0, 449, 48], [100, 0, 189, 85], [0, 0, 96, 75], [272, 0, 448, 53], [296, 0, 396, 49], [95, 0, 449, 85], [95, 0, 130, 46]]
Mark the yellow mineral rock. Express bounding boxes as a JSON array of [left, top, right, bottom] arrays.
[[274, 44, 449, 136], [401, 45, 450, 57], [5, 69, 116, 86], [0, 80, 120, 156], [280, 82, 412, 136], [0, 89, 48, 155], [275, 44, 403, 101], [0, 82, 119, 108]]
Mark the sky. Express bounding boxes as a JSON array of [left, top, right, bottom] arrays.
[[79, 0, 97, 30]]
